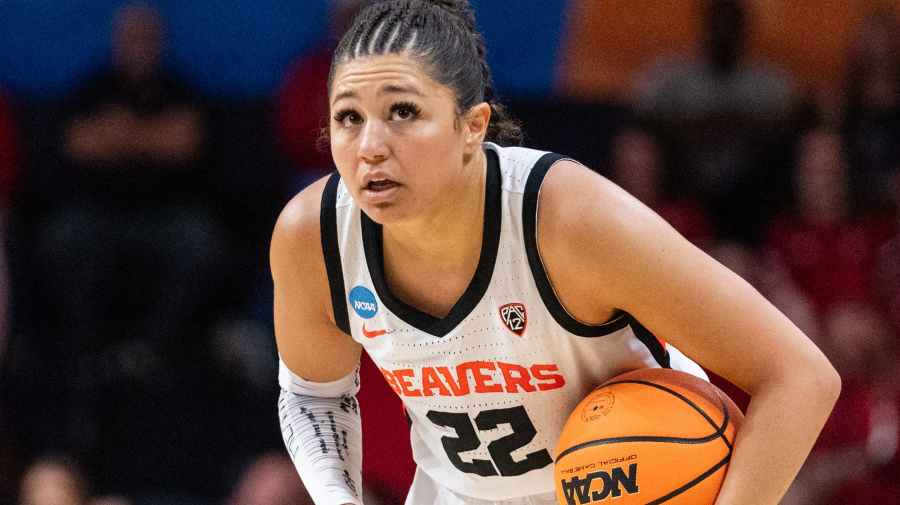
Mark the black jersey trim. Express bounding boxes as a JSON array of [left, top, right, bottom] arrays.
[[321, 171, 352, 335], [628, 316, 671, 368], [522, 153, 629, 338], [521, 153, 671, 367], [360, 148, 502, 337]]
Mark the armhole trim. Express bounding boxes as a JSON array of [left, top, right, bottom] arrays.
[[629, 318, 671, 369], [522, 153, 671, 369], [321, 171, 351, 335], [522, 153, 627, 337]]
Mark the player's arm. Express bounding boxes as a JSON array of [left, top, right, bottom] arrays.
[[271, 176, 364, 505], [536, 161, 840, 505], [272, 176, 361, 383]]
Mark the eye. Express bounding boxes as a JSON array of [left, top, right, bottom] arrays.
[[333, 108, 363, 127], [390, 101, 421, 121]]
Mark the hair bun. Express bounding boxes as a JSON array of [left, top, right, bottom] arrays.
[[423, 0, 477, 32], [425, 0, 472, 10]]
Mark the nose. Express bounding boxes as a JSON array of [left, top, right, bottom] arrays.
[[358, 118, 389, 164]]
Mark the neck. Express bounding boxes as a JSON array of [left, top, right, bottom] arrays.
[[382, 149, 488, 269]]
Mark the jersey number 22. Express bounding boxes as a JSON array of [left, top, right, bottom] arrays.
[[426, 405, 553, 477]]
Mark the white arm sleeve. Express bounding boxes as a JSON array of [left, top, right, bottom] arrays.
[[278, 358, 364, 505]]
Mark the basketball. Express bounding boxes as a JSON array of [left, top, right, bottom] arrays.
[[554, 368, 744, 505]]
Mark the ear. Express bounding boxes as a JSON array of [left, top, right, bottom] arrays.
[[463, 102, 491, 154]]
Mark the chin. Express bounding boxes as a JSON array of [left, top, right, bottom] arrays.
[[358, 201, 412, 226]]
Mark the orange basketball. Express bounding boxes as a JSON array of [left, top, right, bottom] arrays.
[[554, 368, 743, 505]]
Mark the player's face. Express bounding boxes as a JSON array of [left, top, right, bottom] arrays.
[[329, 54, 474, 224]]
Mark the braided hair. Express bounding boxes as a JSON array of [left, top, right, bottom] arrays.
[[328, 0, 523, 146]]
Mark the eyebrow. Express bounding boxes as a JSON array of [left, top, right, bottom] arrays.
[[332, 84, 424, 104], [379, 84, 424, 97]]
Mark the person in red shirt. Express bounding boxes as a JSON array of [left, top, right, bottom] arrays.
[[873, 179, 900, 337], [608, 121, 713, 250], [0, 87, 17, 204], [783, 303, 900, 505], [275, 0, 370, 191], [764, 127, 893, 315]]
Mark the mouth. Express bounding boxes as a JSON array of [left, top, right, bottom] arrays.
[[365, 179, 402, 192]]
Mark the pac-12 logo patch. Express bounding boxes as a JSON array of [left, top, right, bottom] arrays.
[[499, 303, 527, 336], [349, 286, 378, 319]]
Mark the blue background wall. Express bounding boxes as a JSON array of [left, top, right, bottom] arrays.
[[0, 0, 568, 99]]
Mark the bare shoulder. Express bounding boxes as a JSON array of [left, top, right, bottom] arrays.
[[536, 160, 676, 284], [536, 160, 664, 249], [271, 175, 362, 382], [271, 176, 330, 265], [535, 159, 820, 397], [535, 159, 719, 323]]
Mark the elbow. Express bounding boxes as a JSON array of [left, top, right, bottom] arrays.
[[766, 348, 842, 412], [806, 355, 842, 411], [821, 361, 842, 407]]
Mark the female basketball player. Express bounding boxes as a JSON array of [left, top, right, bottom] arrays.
[[271, 1, 840, 504]]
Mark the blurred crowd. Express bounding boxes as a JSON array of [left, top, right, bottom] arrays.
[[1, 1, 899, 504]]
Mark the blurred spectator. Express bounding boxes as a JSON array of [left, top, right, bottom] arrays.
[[782, 303, 900, 505], [764, 127, 893, 316], [39, 1, 225, 360], [816, 304, 896, 461], [844, 5, 900, 212], [18, 455, 131, 505], [225, 453, 312, 505], [275, 0, 369, 191], [0, 84, 20, 362], [634, 0, 795, 244], [18, 455, 89, 505], [703, 241, 819, 414], [876, 213, 900, 337], [608, 120, 712, 249], [0, 82, 22, 505], [710, 241, 819, 342], [29, 1, 230, 496], [226, 452, 398, 505]]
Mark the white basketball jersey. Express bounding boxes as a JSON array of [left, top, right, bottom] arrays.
[[320, 143, 704, 501]]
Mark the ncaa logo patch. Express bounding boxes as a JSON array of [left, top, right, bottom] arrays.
[[499, 303, 527, 336], [349, 286, 378, 319]]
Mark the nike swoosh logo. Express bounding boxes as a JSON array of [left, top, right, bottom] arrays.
[[362, 323, 393, 339]]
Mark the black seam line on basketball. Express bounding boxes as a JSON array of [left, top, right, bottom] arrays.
[[644, 454, 732, 505], [555, 379, 733, 463], [554, 429, 727, 463], [321, 170, 351, 335], [522, 153, 634, 338], [606, 379, 735, 451], [603, 379, 731, 438], [713, 389, 734, 451]]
